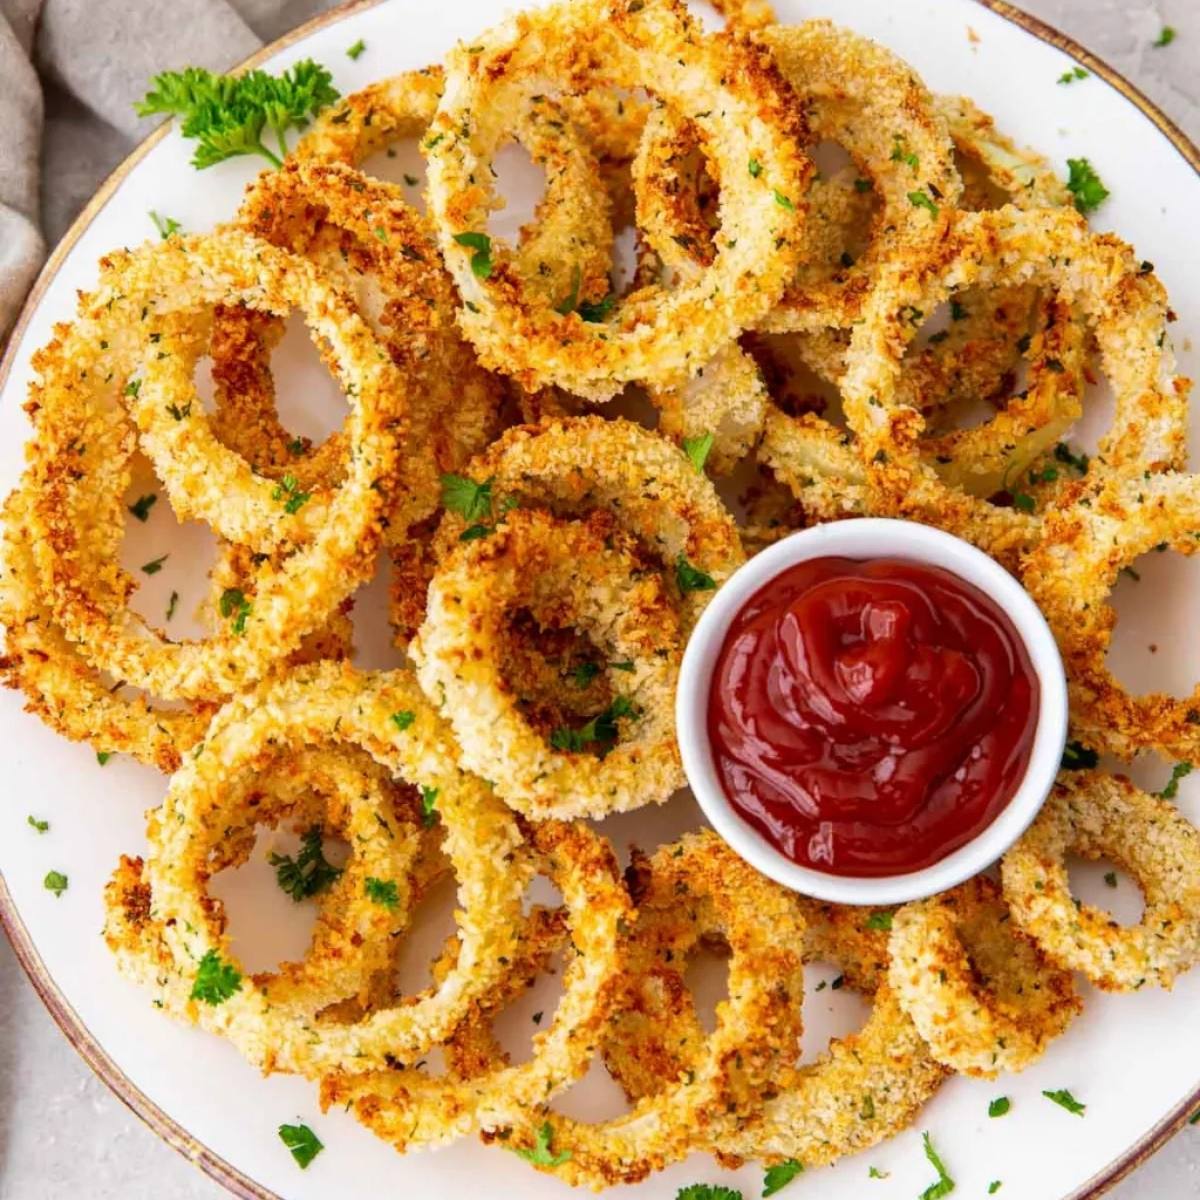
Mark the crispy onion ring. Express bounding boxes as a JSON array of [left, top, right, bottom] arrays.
[[25, 231, 404, 700], [414, 508, 683, 819], [131, 662, 533, 1075], [320, 820, 630, 1148], [0, 474, 213, 770], [425, 0, 811, 400], [1022, 472, 1200, 760], [432, 416, 745, 634], [841, 206, 1186, 561], [1002, 770, 1200, 992], [888, 876, 1080, 1078], [498, 830, 806, 1188]]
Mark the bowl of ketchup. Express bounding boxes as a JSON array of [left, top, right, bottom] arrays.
[[678, 518, 1067, 905]]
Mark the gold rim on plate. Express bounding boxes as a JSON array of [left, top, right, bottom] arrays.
[[0, 1, 1197, 1197]]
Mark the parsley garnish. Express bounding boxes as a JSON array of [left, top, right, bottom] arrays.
[[420, 785, 439, 827], [868, 1167, 889, 1179], [440, 473, 494, 522], [166, 590, 179, 621], [762, 1159, 804, 1195], [346, 38, 367, 59], [403, 173, 419, 186], [854, 177, 873, 192], [748, 158, 762, 178], [773, 190, 795, 211], [570, 661, 602, 689], [278, 1122, 324, 1169], [578, 293, 616, 323], [190, 949, 242, 1004], [1058, 67, 1088, 84], [272, 473, 311, 514], [1061, 740, 1098, 770], [864, 911, 893, 932], [365, 876, 399, 909], [390, 710, 415, 732], [1105, 871, 1118, 887], [1066, 158, 1110, 214], [1012, 492, 1036, 513], [128, 493, 157, 521], [27, 815, 49, 834], [1156, 761, 1193, 799], [554, 265, 582, 316], [1153, 26, 1176, 47], [513, 1121, 571, 1166], [676, 553, 717, 593], [908, 190, 939, 216], [44, 870, 68, 897], [988, 1096, 1011, 1118], [550, 695, 639, 754], [97, 751, 112, 765], [919, 1131, 955, 1199], [676, 1188, 740, 1200], [141, 554, 168, 575], [269, 827, 342, 901], [452, 230, 494, 279], [149, 211, 182, 239], [136, 60, 339, 169], [1054, 442, 1089, 475], [988, 1184, 1002, 1195], [682, 432, 715, 473], [1043, 1088, 1086, 1116], [219, 587, 252, 635], [890, 136, 919, 171]]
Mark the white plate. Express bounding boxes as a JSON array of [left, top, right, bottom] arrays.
[[3, 1, 1199, 1197]]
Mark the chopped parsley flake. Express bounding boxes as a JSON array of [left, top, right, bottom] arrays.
[[988, 1096, 1011, 1118], [364, 876, 400, 909], [27, 815, 49, 834], [1058, 67, 1089, 84], [1066, 158, 1109, 214], [988, 1184, 1002, 1195], [578, 293, 616, 323], [868, 1167, 889, 1179], [550, 696, 639, 754], [440, 473, 494, 522], [346, 38, 366, 60], [278, 1122, 324, 1169], [513, 1120, 571, 1166], [190, 949, 242, 1005], [1153, 26, 1176, 47], [129, 493, 158, 521], [1054, 442, 1090, 475], [676, 553, 717, 593], [272, 473, 311, 514], [420, 785, 439, 827], [141, 554, 168, 575], [96, 751, 112, 766], [390, 710, 415, 732], [149, 211, 182, 238], [762, 1158, 804, 1195], [1043, 1088, 1086, 1116], [219, 587, 252, 635], [864, 911, 893, 932], [570, 661, 602, 689], [1061, 740, 1098, 770], [1105, 871, 1118, 887], [682, 432, 715, 473], [908, 190, 939, 216], [44, 870, 68, 897], [748, 158, 762, 177], [452, 230, 494, 279], [1156, 761, 1193, 799], [919, 1131, 956, 1199], [269, 827, 342, 901], [166, 590, 179, 621]]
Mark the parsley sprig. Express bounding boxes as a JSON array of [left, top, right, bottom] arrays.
[[269, 827, 342, 901], [190, 949, 242, 1005], [550, 695, 640, 754], [135, 60, 339, 169], [919, 1131, 956, 1199], [513, 1120, 571, 1166], [1066, 157, 1110, 214], [762, 1158, 804, 1195]]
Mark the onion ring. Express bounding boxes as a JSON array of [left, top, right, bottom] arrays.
[[1002, 770, 1200, 992], [414, 508, 683, 819], [888, 876, 1080, 1077]]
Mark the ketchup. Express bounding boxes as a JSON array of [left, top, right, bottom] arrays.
[[707, 556, 1038, 877]]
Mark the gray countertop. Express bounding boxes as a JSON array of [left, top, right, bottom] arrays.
[[2, 0, 1198, 1197]]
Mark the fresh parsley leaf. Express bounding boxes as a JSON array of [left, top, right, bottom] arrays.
[[27, 815, 49, 834], [908, 190, 939, 216], [1043, 1088, 1086, 1116], [1156, 761, 1193, 799], [1054, 442, 1090, 475], [269, 827, 342, 902], [403, 173, 419, 186], [190, 949, 242, 1004], [420, 785, 439, 827], [554, 264, 582, 316], [1011, 491, 1036, 513], [1061, 740, 1098, 770], [141, 554, 168, 575], [748, 158, 762, 178], [346, 38, 367, 59], [919, 1132, 955, 1199], [578, 293, 616, 323], [1057, 66, 1089, 84], [676, 1188, 741, 1200], [988, 1097, 1011, 1118], [218, 586, 251, 635], [864, 911, 893, 932], [890, 136, 919, 170], [1065, 158, 1110, 214], [1153, 26, 1176, 47], [550, 696, 639, 754], [96, 751, 112, 766], [682, 432, 715, 473], [390, 710, 415, 732], [854, 177, 873, 193], [278, 1122, 324, 1169], [1104, 871, 1118, 887], [570, 661, 602, 689], [459, 523, 493, 541], [676, 553, 717, 594], [365, 876, 399, 909], [44, 870, 68, 897], [136, 60, 338, 169], [868, 1167, 889, 1179], [988, 1183, 1002, 1195], [128, 493, 157, 521], [452, 230, 494, 279], [773, 190, 795, 211], [272, 473, 311, 514], [762, 1159, 803, 1196], [149, 211, 182, 239], [440, 473, 494, 522], [513, 1120, 571, 1166]]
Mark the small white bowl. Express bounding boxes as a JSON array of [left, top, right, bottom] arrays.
[[677, 518, 1068, 906]]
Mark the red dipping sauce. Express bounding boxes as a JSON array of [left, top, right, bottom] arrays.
[[707, 556, 1039, 877]]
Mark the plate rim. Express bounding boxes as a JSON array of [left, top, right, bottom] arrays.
[[1, 1, 1197, 1197]]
